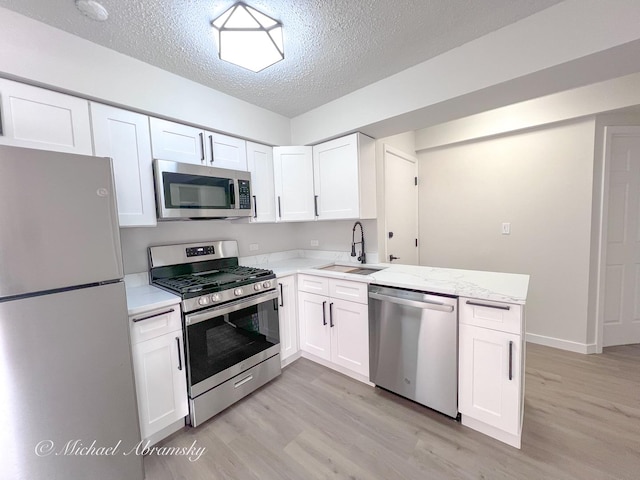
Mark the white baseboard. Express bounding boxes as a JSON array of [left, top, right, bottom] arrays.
[[526, 333, 598, 354]]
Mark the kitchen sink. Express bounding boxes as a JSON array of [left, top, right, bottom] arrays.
[[318, 265, 385, 275]]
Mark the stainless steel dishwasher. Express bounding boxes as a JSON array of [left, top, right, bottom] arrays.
[[368, 284, 458, 418]]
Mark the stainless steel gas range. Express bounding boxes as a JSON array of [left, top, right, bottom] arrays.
[[149, 240, 281, 427]]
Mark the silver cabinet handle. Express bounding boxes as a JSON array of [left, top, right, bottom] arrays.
[[209, 135, 215, 163], [369, 292, 454, 313], [277, 196, 282, 218], [508, 341, 513, 380], [132, 308, 175, 323], [176, 336, 182, 371], [199, 133, 205, 163], [466, 300, 510, 311], [253, 195, 257, 219], [314, 195, 319, 217], [234, 375, 253, 388]]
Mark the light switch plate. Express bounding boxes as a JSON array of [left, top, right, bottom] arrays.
[[249, 243, 259, 251], [310, 240, 319, 247], [501, 223, 511, 235]]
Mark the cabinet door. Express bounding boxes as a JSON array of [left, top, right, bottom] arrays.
[[273, 146, 315, 222], [131, 332, 188, 441], [91, 103, 156, 227], [149, 117, 205, 165], [0, 78, 92, 154], [205, 132, 247, 170], [278, 275, 299, 361], [459, 324, 521, 435], [329, 298, 369, 376], [247, 141, 276, 222], [313, 134, 360, 220], [297, 291, 331, 361]]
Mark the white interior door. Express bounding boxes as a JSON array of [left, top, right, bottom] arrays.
[[602, 126, 640, 347], [384, 145, 418, 264]]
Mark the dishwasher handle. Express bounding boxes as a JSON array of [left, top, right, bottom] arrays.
[[369, 291, 454, 313]]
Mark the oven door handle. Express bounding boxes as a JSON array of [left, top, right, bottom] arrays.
[[185, 289, 279, 326]]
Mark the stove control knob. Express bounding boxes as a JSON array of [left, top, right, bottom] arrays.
[[211, 293, 221, 302], [262, 281, 271, 289], [253, 283, 262, 291], [234, 288, 243, 296], [198, 296, 210, 306]]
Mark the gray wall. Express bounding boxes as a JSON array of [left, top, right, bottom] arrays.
[[418, 118, 596, 347], [120, 219, 378, 274]]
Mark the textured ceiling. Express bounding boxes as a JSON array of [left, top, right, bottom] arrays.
[[0, 0, 564, 117]]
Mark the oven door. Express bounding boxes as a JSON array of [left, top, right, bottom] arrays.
[[184, 289, 280, 398]]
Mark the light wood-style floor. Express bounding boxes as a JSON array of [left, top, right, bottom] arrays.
[[144, 343, 640, 480]]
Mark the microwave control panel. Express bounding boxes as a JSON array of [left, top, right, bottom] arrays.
[[238, 180, 251, 210]]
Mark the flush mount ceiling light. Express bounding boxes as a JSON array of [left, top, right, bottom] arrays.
[[212, 3, 284, 73], [75, 0, 109, 21]]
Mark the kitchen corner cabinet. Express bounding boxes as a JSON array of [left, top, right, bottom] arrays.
[[246, 141, 276, 222], [91, 103, 156, 227], [277, 275, 299, 364], [458, 297, 525, 448], [129, 305, 188, 445], [297, 274, 369, 377], [312, 133, 376, 220], [0, 78, 92, 154], [149, 117, 247, 170], [273, 146, 315, 222]]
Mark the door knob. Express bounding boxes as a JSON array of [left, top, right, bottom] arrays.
[[389, 254, 399, 262]]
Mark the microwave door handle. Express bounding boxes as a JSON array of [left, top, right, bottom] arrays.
[[230, 180, 236, 208]]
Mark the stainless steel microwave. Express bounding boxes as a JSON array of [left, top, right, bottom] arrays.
[[153, 159, 252, 220]]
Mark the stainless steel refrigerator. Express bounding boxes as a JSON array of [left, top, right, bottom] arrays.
[[0, 145, 144, 480]]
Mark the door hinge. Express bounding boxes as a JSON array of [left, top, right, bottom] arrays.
[[414, 176, 418, 186]]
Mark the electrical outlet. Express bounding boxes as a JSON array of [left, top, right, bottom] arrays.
[[501, 223, 511, 235], [310, 240, 319, 247], [249, 243, 259, 251]]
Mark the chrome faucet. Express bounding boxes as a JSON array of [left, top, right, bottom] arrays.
[[351, 221, 366, 264]]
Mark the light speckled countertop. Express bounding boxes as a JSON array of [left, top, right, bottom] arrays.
[[241, 251, 529, 305], [125, 250, 530, 314]]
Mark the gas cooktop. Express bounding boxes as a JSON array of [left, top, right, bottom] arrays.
[[153, 265, 274, 297]]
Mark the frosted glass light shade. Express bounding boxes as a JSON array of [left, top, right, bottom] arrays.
[[212, 3, 284, 73]]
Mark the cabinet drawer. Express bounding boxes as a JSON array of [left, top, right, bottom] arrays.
[[459, 297, 522, 335], [130, 305, 182, 344], [298, 274, 329, 296], [329, 279, 368, 304]]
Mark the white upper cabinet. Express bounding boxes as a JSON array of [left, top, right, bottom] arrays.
[[206, 132, 247, 170], [149, 117, 247, 170], [149, 117, 206, 165], [273, 146, 315, 222], [91, 103, 156, 227], [246, 141, 276, 222], [312, 133, 376, 220], [0, 78, 92, 155]]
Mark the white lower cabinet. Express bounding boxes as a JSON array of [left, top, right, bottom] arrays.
[[277, 275, 299, 364], [458, 297, 525, 448], [297, 275, 369, 378], [129, 305, 188, 445]]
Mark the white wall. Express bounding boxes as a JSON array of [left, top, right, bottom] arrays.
[[418, 118, 596, 350], [0, 7, 290, 146], [294, 219, 377, 257], [291, 0, 640, 144]]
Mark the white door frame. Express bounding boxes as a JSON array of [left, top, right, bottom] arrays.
[[383, 144, 419, 265], [594, 126, 640, 352]]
